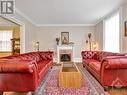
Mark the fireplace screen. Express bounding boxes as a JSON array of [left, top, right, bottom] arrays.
[[60, 54, 71, 62]]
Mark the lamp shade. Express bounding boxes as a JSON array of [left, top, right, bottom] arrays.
[[92, 42, 98, 50], [35, 41, 39, 51]]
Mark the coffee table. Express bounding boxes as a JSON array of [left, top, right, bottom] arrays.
[[59, 62, 83, 88]]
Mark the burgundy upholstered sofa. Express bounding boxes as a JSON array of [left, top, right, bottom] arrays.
[[81, 51, 127, 90], [0, 51, 53, 94]]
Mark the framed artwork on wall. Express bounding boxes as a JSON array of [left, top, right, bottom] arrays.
[[125, 21, 127, 36], [61, 32, 69, 44]]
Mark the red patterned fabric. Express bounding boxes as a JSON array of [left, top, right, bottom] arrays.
[[0, 51, 54, 92], [3, 52, 41, 62], [39, 51, 54, 60], [96, 52, 116, 61], [81, 51, 98, 59], [81, 51, 127, 88]]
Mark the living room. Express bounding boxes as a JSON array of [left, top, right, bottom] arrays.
[[0, 0, 127, 95]]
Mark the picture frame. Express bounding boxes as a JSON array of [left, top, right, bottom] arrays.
[[61, 32, 69, 44], [125, 21, 127, 36]]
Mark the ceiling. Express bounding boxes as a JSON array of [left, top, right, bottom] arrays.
[[15, 0, 127, 26]]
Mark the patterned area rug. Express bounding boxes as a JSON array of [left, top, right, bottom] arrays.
[[36, 64, 109, 95]]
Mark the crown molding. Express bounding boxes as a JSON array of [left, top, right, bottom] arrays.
[[95, 17, 104, 25], [35, 24, 95, 27]]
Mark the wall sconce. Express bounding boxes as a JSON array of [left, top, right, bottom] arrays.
[[56, 37, 60, 45], [35, 41, 39, 51], [86, 33, 92, 51], [92, 42, 98, 50]]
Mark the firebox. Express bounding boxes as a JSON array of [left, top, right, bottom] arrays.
[[60, 54, 71, 62]]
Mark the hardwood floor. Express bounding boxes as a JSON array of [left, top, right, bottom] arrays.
[[3, 92, 28, 95], [108, 88, 127, 95]]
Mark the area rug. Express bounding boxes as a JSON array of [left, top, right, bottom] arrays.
[[36, 64, 108, 95], [44, 69, 91, 95]]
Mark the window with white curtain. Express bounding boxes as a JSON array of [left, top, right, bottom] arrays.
[[0, 30, 12, 52], [104, 12, 120, 53]]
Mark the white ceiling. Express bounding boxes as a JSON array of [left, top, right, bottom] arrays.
[[15, 0, 127, 26]]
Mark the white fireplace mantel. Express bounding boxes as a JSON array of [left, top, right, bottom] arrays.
[[57, 45, 74, 63]]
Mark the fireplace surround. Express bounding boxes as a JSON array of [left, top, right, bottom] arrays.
[[57, 45, 74, 63]]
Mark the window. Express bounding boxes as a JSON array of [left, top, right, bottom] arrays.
[[104, 12, 120, 52], [0, 30, 12, 52]]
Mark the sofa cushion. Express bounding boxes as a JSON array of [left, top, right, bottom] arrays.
[[37, 62, 47, 72], [83, 59, 99, 66], [89, 61, 101, 75], [37, 60, 51, 71]]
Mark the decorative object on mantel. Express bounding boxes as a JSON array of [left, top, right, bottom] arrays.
[[124, 21, 127, 36], [35, 41, 39, 51], [69, 42, 74, 45], [56, 37, 60, 45], [86, 33, 92, 51], [61, 32, 69, 44]]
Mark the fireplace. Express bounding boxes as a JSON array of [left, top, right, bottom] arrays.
[[60, 53, 71, 62], [57, 45, 74, 63]]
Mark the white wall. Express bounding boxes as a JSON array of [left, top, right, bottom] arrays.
[[95, 21, 103, 50], [121, 4, 127, 52], [35, 26, 95, 62]]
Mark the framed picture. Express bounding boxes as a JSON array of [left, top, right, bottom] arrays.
[[125, 21, 127, 36], [61, 32, 69, 44]]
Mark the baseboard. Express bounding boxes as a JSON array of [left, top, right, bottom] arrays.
[[74, 58, 82, 63], [53, 57, 82, 63]]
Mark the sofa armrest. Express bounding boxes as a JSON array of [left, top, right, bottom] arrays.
[[0, 60, 37, 73], [102, 57, 127, 69]]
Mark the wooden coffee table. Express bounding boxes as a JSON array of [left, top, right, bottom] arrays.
[[59, 62, 83, 88]]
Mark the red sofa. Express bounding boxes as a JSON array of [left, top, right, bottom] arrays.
[[0, 51, 53, 94], [81, 51, 127, 90]]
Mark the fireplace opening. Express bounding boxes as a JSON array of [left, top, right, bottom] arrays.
[[60, 54, 71, 62]]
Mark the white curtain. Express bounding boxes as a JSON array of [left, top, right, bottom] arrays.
[[0, 30, 12, 51], [104, 12, 120, 53]]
